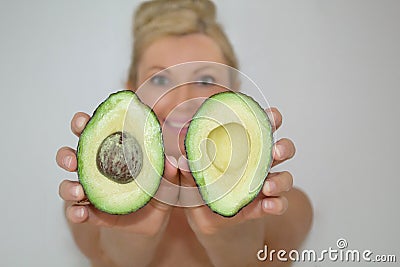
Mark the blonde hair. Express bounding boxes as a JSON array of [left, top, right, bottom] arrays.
[[127, 0, 238, 87]]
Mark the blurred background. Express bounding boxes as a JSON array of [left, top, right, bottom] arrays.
[[0, 0, 399, 266]]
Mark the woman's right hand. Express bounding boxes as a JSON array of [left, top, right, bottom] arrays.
[[56, 112, 179, 237]]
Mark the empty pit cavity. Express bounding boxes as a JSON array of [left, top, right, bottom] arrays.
[[206, 123, 249, 173]]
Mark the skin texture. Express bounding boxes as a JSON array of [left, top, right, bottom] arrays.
[[57, 33, 313, 267]]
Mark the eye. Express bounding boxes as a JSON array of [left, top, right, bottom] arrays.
[[196, 75, 215, 86], [150, 75, 170, 86]]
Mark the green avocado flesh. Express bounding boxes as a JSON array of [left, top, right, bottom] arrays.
[[185, 92, 273, 217], [77, 90, 164, 214]]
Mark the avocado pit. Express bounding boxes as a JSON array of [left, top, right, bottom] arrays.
[[96, 131, 143, 184]]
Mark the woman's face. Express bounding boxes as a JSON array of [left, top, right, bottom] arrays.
[[134, 33, 231, 158]]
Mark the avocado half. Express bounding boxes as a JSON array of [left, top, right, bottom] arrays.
[[185, 92, 273, 217], [77, 90, 164, 214]]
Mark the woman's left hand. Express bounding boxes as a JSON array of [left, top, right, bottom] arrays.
[[179, 107, 296, 235]]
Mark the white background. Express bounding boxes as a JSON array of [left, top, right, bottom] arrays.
[[0, 0, 399, 266]]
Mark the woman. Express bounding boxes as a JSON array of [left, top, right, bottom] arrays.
[[56, 0, 313, 266]]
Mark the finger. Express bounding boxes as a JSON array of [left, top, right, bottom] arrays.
[[177, 156, 205, 207], [71, 112, 90, 137], [64, 158, 180, 230], [66, 205, 89, 224], [84, 200, 170, 234], [66, 205, 116, 227], [151, 156, 180, 209], [262, 171, 293, 197], [234, 194, 287, 221], [265, 107, 282, 132], [178, 155, 196, 187], [56, 147, 77, 171], [262, 196, 288, 215], [272, 138, 296, 167], [163, 156, 179, 184], [65, 157, 180, 229], [59, 180, 86, 201], [65, 202, 120, 228]]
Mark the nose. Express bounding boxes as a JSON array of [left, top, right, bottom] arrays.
[[169, 83, 196, 112]]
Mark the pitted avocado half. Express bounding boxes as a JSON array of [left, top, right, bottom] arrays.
[[185, 92, 273, 217], [77, 90, 164, 214]]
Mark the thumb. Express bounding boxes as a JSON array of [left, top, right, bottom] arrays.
[[178, 155, 196, 187], [177, 155, 204, 207], [151, 155, 180, 207]]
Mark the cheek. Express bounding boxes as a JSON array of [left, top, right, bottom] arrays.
[[152, 103, 167, 121], [151, 93, 176, 121]]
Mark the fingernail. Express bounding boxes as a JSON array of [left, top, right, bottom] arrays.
[[264, 181, 276, 194], [74, 207, 84, 218], [75, 116, 86, 129], [63, 156, 72, 168], [71, 185, 80, 198], [263, 199, 275, 210]]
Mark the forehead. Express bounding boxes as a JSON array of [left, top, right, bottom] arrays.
[[139, 33, 226, 68]]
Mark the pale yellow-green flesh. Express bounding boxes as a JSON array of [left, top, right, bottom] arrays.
[[186, 92, 273, 216], [206, 123, 249, 173], [78, 91, 164, 214]]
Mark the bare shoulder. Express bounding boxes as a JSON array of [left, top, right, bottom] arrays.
[[264, 188, 313, 251]]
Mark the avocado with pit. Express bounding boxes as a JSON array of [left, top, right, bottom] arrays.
[[185, 92, 273, 217], [77, 90, 164, 214]]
